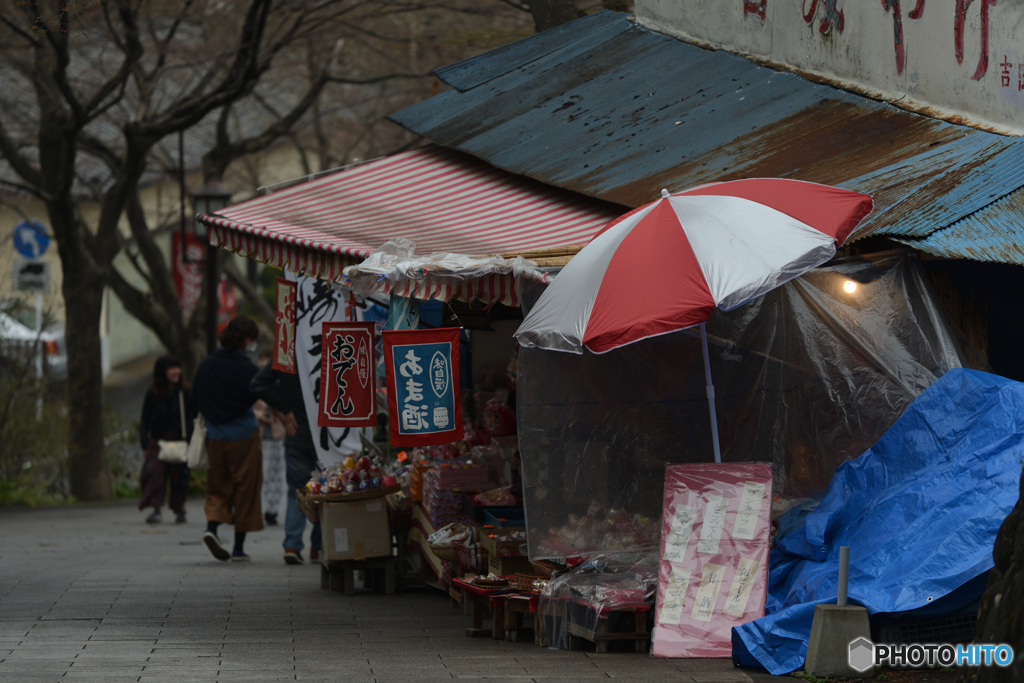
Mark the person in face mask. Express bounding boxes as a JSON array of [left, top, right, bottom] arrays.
[[191, 315, 264, 562]]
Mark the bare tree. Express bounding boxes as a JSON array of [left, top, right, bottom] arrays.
[[0, 0, 405, 501], [0, 0, 600, 501], [102, 1, 531, 378]]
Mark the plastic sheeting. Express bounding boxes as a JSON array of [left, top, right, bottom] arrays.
[[517, 252, 968, 560], [731, 368, 1024, 674], [538, 553, 658, 650], [343, 238, 547, 303], [652, 464, 773, 658]]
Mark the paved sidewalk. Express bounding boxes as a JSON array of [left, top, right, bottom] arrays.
[[0, 502, 776, 683]]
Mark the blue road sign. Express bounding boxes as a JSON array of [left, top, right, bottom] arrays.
[[13, 220, 50, 259]]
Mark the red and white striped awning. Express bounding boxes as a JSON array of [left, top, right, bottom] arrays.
[[198, 144, 622, 306]]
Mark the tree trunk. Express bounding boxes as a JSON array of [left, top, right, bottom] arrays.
[[529, 0, 584, 32], [62, 269, 113, 502], [963, 468, 1024, 682]]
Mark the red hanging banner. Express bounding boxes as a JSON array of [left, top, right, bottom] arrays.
[[272, 277, 297, 373], [383, 327, 463, 447], [318, 321, 377, 427], [171, 233, 204, 320]]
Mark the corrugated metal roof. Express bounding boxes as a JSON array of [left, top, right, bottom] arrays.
[[898, 189, 1024, 265], [390, 11, 1024, 248]]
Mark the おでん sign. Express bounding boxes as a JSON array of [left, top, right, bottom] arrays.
[[318, 321, 377, 427]]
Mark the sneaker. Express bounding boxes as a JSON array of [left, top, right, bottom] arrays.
[[230, 552, 251, 562], [264, 512, 278, 526], [202, 532, 230, 561], [145, 510, 162, 524], [309, 548, 320, 563], [283, 548, 304, 565], [174, 511, 187, 524]]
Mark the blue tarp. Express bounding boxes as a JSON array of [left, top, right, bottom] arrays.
[[732, 369, 1023, 674]]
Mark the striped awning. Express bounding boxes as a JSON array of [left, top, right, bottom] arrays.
[[197, 144, 623, 306]]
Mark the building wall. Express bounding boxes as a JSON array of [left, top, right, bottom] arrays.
[[635, 0, 1024, 134]]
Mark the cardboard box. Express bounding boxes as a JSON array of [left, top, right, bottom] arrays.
[[320, 498, 391, 561], [488, 554, 534, 576], [481, 530, 527, 558]]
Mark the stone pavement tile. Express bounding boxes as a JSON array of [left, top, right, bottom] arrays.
[[88, 636, 159, 642], [211, 672, 299, 681], [442, 663, 530, 676], [294, 657, 371, 671], [81, 641, 157, 651], [0, 659, 75, 671], [68, 660, 147, 670], [603, 670, 694, 681], [663, 659, 746, 673], [683, 674, 752, 683], [2, 647, 85, 658], [371, 677, 457, 683], [218, 659, 299, 671], [0, 674, 71, 683], [62, 675, 144, 683], [141, 664, 222, 675]]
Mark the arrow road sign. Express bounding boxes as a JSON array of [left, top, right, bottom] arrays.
[[13, 220, 50, 259]]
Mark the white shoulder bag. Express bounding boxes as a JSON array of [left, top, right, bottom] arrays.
[[157, 391, 189, 464]]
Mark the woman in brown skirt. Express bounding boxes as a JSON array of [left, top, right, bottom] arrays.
[[138, 356, 195, 524], [192, 316, 263, 562]]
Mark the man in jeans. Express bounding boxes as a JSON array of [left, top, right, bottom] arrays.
[[250, 361, 321, 564]]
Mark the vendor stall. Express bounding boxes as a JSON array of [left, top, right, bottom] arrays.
[[194, 143, 624, 646]]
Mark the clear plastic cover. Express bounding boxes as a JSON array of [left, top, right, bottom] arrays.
[[517, 252, 969, 560], [538, 552, 659, 651], [342, 238, 547, 300]]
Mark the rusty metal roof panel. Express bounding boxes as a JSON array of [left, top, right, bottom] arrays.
[[435, 10, 624, 92], [390, 13, 1024, 245], [898, 189, 1024, 265]]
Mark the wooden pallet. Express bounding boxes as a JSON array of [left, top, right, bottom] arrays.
[[319, 557, 396, 596]]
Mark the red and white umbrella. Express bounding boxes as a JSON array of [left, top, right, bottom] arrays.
[[515, 178, 873, 461]]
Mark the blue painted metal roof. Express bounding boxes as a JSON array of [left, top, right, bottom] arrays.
[[391, 11, 1024, 248], [898, 189, 1024, 265]]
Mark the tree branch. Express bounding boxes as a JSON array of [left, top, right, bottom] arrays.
[[222, 258, 275, 330], [121, 189, 183, 322], [0, 118, 44, 190], [131, 0, 276, 137], [0, 12, 40, 46]]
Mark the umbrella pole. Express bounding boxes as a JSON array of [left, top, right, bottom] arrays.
[[700, 323, 723, 463]]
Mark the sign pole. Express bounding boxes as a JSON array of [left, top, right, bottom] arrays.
[[35, 292, 42, 421]]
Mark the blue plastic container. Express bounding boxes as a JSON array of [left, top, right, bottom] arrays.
[[483, 507, 525, 528]]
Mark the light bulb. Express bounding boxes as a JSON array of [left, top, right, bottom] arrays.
[[843, 280, 857, 294]]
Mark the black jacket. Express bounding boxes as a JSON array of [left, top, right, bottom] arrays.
[[139, 386, 197, 449], [249, 361, 315, 453], [192, 348, 259, 425]]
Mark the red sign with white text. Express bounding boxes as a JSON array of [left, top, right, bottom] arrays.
[[273, 278, 297, 373], [318, 321, 377, 427]]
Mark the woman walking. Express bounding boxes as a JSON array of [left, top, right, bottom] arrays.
[[139, 356, 195, 524], [192, 316, 264, 562]]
